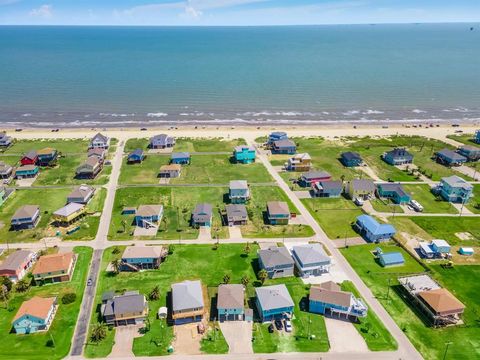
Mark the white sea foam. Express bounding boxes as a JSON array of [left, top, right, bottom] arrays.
[[412, 109, 427, 113], [342, 110, 360, 116], [364, 109, 384, 115], [21, 113, 32, 117], [146, 112, 168, 117]]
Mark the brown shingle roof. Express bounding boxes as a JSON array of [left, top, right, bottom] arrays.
[[37, 147, 56, 155], [418, 288, 465, 314], [12, 205, 39, 220], [217, 284, 244, 309], [319, 281, 341, 292], [32, 252, 74, 275], [13, 296, 56, 322], [310, 286, 352, 308], [267, 201, 290, 215]]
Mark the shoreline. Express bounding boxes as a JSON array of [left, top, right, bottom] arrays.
[[2, 122, 477, 143]]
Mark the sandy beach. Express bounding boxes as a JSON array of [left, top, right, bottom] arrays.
[[2, 123, 478, 143]]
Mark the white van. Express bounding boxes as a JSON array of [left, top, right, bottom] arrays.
[[409, 199, 424, 212]]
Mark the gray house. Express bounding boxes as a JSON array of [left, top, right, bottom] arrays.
[[89, 133, 110, 149], [192, 203, 213, 227], [258, 246, 294, 279], [150, 134, 175, 149], [291, 243, 331, 278], [255, 284, 294, 322], [101, 290, 149, 326], [172, 280, 205, 325], [225, 204, 248, 226], [0, 161, 13, 179], [11, 205, 40, 230], [67, 185, 95, 204], [229, 180, 250, 204]]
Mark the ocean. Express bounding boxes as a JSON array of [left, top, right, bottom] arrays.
[[0, 24, 479, 128]]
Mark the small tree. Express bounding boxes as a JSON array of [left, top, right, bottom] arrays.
[[0, 276, 13, 292], [112, 246, 121, 255], [223, 274, 231, 284], [168, 244, 175, 255], [241, 275, 250, 287], [0, 284, 9, 309], [258, 269, 268, 285], [120, 219, 127, 233], [149, 285, 160, 301], [90, 323, 107, 343], [15, 279, 31, 293], [243, 242, 251, 256], [111, 259, 122, 274], [62, 292, 77, 305]]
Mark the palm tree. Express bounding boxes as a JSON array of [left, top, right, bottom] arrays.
[[15, 279, 30, 293], [241, 276, 250, 287], [258, 269, 268, 285], [110, 259, 122, 274], [0, 285, 9, 309], [90, 323, 107, 342], [149, 285, 160, 301], [243, 242, 251, 255], [120, 219, 127, 233], [223, 274, 231, 284]]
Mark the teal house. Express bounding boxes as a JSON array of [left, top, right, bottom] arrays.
[[475, 130, 480, 144], [229, 180, 250, 204], [255, 284, 294, 322], [12, 296, 57, 334], [14, 165, 39, 179], [382, 148, 413, 165], [234, 145, 256, 164], [217, 284, 245, 322], [437, 175, 473, 203], [171, 152, 191, 165], [376, 183, 411, 204]]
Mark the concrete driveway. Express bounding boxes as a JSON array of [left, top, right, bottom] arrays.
[[173, 323, 202, 355], [324, 317, 368, 353], [109, 324, 143, 358], [219, 321, 253, 354]]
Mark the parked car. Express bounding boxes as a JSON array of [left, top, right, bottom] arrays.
[[284, 320, 292, 332], [353, 197, 364, 206], [87, 278, 93, 286], [274, 319, 283, 330], [268, 324, 274, 333], [409, 199, 424, 212]]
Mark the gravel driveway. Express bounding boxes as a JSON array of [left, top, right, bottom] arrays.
[[219, 321, 253, 354]]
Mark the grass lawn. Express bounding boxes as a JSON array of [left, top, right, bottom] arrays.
[[0, 155, 20, 166], [64, 188, 106, 241], [200, 326, 229, 354], [340, 281, 397, 351], [446, 134, 479, 147], [0, 188, 72, 243], [240, 186, 314, 239], [32, 156, 111, 186], [466, 184, 480, 214], [124, 137, 246, 153], [408, 217, 480, 246], [85, 244, 260, 357], [109, 186, 229, 240], [370, 199, 404, 214], [0, 246, 92, 360], [2, 139, 89, 155], [302, 197, 363, 239], [403, 184, 458, 214], [341, 244, 480, 359], [119, 154, 272, 185], [269, 137, 366, 181]]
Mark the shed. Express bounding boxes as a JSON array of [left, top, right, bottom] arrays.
[[158, 306, 168, 319], [459, 247, 474, 256], [378, 252, 405, 267]]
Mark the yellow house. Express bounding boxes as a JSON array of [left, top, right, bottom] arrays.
[[52, 202, 85, 225]]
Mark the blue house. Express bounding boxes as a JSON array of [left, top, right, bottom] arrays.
[[457, 146, 480, 162], [437, 175, 473, 203], [376, 183, 411, 204], [355, 215, 396, 243], [255, 284, 294, 322], [171, 152, 191, 165], [258, 246, 294, 279], [312, 180, 343, 198], [121, 246, 165, 271], [271, 139, 296, 154], [475, 130, 480, 144], [340, 152, 363, 167], [234, 145, 256, 164], [127, 149, 145, 163], [14, 165, 39, 179], [229, 180, 250, 204], [419, 239, 451, 259], [309, 281, 367, 320], [382, 148, 413, 165], [434, 149, 467, 167], [37, 148, 58, 166], [0, 133, 12, 147], [267, 201, 291, 225], [12, 296, 57, 334], [377, 249, 405, 267], [217, 284, 245, 322], [267, 131, 288, 145], [134, 205, 163, 228]]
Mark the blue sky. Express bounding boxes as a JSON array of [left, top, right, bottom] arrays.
[[0, 0, 479, 25]]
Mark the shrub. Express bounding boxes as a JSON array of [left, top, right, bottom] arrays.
[[61, 292, 77, 305]]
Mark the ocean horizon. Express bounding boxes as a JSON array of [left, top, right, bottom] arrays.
[[1, 23, 479, 128]]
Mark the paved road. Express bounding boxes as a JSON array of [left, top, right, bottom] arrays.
[[71, 249, 103, 356], [254, 144, 423, 360]]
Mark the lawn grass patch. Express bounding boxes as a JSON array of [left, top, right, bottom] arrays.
[[3, 139, 89, 155], [402, 184, 458, 214], [109, 186, 231, 240], [118, 155, 169, 185], [200, 327, 229, 354], [370, 198, 404, 214], [174, 138, 246, 152], [409, 217, 480, 246], [466, 184, 480, 214], [340, 281, 397, 351], [0, 246, 92, 360], [302, 197, 363, 239], [241, 186, 314, 238], [446, 134, 479, 147]]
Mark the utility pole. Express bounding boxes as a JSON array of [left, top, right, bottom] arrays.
[[443, 342, 453, 360]]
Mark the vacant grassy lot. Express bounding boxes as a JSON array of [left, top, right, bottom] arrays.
[[370, 198, 404, 214], [33, 155, 111, 186], [240, 186, 314, 238], [402, 184, 458, 214], [446, 134, 479, 147], [0, 188, 72, 243], [269, 137, 366, 181], [2, 139, 90, 155], [0, 155, 20, 166], [340, 281, 397, 351], [466, 184, 480, 214], [0, 247, 92, 360], [302, 197, 363, 239], [119, 154, 272, 185], [124, 137, 246, 153], [109, 186, 229, 240]]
